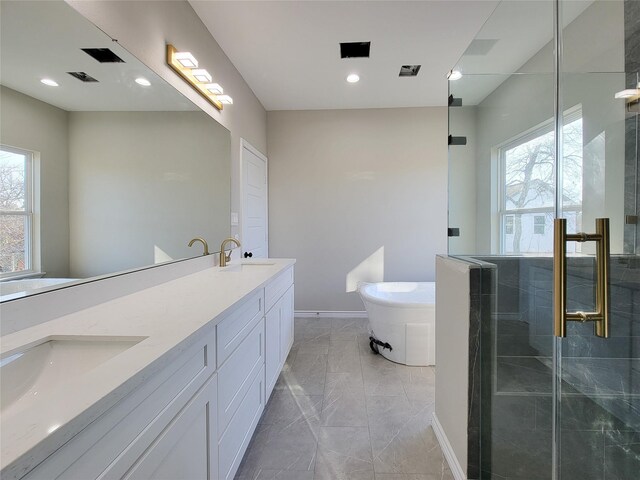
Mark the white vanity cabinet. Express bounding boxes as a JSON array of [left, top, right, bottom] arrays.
[[265, 268, 295, 398], [23, 328, 218, 480], [7, 262, 295, 480]]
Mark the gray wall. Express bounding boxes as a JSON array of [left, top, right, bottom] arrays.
[[268, 107, 448, 311], [68, 111, 230, 278], [67, 0, 267, 242], [0, 86, 70, 277]]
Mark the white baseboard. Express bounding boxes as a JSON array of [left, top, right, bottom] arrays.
[[432, 412, 466, 480], [295, 310, 368, 318]]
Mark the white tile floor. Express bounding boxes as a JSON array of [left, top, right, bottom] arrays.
[[235, 317, 454, 480]]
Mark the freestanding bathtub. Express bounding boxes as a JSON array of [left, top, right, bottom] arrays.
[[358, 282, 435, 366]]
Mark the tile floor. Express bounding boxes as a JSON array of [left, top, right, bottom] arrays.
[[235, 317, 454, 480]]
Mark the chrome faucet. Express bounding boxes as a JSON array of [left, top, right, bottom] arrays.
[[188, 237, 209, 256], [219, 237, 241, 267]]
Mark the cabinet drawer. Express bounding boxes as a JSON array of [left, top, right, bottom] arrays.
[[217, 317, 264, 437], [218, 365, 265, 480], [217, 290, 264, 366], [265, 267, 294, 312]]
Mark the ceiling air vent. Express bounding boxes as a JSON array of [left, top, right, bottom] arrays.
[[81, 48, 125, 63], [340, 42, 370, 59], [67, 71, 99, 83], [399, 65, 421, 77]]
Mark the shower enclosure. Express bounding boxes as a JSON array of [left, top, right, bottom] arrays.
[[447, 0, 639, 478]]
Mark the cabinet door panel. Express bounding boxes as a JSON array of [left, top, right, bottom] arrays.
[[219, 366, 265, 480], [124, 375, 217, 480], [217, 318, 264, 437], [265, 302, 281, 398], [280, 285, 295, 364]]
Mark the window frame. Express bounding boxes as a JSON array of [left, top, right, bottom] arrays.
[[1, 144, 36, 279], [497, 108, 583, 254]]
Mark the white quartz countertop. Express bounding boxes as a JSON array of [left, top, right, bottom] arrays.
[[0, 258, 295, 478]]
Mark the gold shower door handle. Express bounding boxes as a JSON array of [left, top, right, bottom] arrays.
[[553, 218, 610, 338]]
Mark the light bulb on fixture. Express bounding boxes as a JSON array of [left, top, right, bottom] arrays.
[[175, 51, 198, 68], [40, 78, 59, 87], [191, 69, 212, 83], [346, 73, 360, 84], [205, 83, 223, 95], [218, 95, 233, 105], [447, 70, 462, 81], [135, 77, 151, 86]]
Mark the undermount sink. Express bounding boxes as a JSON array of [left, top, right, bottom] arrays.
[[221, 262, 276, 272], [0, 336, 146, 416]]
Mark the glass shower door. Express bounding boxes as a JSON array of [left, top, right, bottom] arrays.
[[554, 1, 639, 478], [447, 0, 639, 477]]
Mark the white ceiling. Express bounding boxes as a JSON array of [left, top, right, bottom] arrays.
[[0, 0, 195, 112], [189, 0, 501, 110]]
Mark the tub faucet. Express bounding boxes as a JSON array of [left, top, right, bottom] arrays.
[[219, 238, 241, 267], [188, 237, 209, 256]]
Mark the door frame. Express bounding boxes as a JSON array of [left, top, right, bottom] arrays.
[[239, 138, 269, 257]]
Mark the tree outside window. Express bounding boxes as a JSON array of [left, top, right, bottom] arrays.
[[500, 111, 583, 254], [0, 146, 33, 276]]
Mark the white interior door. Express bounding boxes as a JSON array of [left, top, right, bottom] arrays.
[[240, 139, 268, 259]]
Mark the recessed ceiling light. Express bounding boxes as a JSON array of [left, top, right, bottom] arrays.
[[447, 70, 463, 81], [346, 73, 360, 84], [40, 78, 59, 87], [135, 77, 151, 86]]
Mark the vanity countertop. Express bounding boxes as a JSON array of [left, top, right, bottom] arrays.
[[0, 258, 295, 478]]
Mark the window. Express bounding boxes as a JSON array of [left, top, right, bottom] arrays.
[[0, 146, 35, 277], [499, 110, 583, 254]]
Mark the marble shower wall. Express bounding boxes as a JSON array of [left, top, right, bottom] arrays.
[[624, 0, 639, 253], [470, 255, 639, 479]]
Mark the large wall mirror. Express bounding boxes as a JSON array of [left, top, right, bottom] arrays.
[[0, 0, 231, 301]]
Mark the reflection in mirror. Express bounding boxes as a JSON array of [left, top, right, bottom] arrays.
[[447, 0, 633, 256], [0, 0, 231, 301]]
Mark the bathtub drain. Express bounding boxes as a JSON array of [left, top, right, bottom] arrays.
[[369, 336, 392, 355]]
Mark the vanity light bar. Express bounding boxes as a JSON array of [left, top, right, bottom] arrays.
[[167, 44, 232, 111]]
